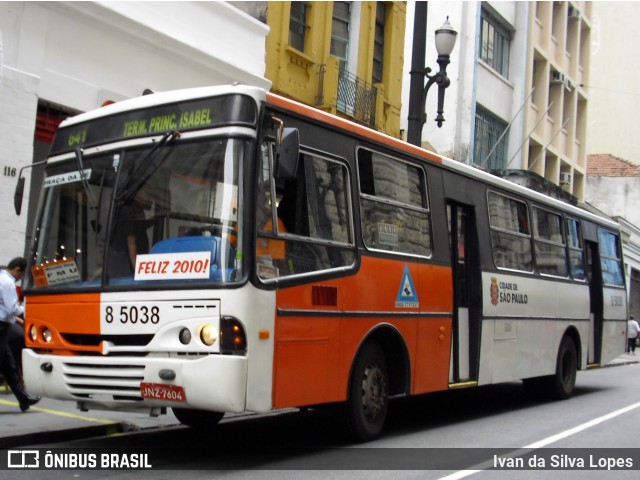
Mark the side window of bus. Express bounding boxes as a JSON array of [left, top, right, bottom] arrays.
[[566, 217, 586, 280], [598, 229, 624, 286], [487, 191, 533, 271], [257, 142, 354, 280], [357, 149, 431, 256], [532, 207, 567, 277]]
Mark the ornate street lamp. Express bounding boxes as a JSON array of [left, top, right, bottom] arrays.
[[407, 10, 458, 147]]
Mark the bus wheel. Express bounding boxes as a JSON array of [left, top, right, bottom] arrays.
[[172, 408, 224, 428], [344, 341, 389, 442], [545, 336, 578, 400]]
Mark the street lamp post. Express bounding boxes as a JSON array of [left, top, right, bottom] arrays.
[[407, 10, 458, 147]]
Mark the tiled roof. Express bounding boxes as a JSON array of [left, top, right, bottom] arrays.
[[587, 154, 640, 177]]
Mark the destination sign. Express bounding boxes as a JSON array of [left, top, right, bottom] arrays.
[[50, 94, 257, 156]]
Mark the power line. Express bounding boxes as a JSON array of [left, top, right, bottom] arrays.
[[584, 85, 640, 98]]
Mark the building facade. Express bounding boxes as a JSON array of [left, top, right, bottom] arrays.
[[401, 2, 528, 167], [587, 2, 640, 164], [522, 1, 591, 201], [401, 1, 591, 202], [586, 154, 640, 232], [264, 1, 407, 138], [0, 1, 269, 260]]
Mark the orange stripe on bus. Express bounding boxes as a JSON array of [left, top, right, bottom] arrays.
[[272, 257, 454, 409]]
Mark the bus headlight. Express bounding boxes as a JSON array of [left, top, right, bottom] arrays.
[[29, 325, 38, 342], [42, 328, 53, 343], [220, 316, 247, 355], [199, 324, 217, 346]]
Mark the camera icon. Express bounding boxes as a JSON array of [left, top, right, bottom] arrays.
[[7, 450, 40, 468]]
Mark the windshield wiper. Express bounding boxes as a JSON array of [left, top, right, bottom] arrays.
[[90, 168, 107, 237], [115, 129, 180, 206], [75, 147, 97, 209]]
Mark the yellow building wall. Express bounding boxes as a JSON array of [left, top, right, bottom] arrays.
[[356, 2, 405, 136], [266, 1, 406, 138]]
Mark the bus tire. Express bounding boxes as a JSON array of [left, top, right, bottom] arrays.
[[544, 335, 578, 400], [343, 341, 389, 442], [172, 407, 224, 428]]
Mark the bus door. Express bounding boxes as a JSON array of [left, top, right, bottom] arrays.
[[586, 241, 604, 365], [447, 203, 481, 384]]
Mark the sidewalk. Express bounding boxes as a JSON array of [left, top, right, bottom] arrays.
[[1, 353, 639, 449], [606, 350, 640, 367], [0, 391, 179, 449]]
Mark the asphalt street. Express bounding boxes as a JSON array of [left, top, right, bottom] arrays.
[[0, 351, 638, 450]]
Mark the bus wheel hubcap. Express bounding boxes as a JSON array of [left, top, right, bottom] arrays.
[[361, 362, 386, 420]]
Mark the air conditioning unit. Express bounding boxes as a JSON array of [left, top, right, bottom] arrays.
[[551, 71, 566, 84], [559, 172, 572, 185]]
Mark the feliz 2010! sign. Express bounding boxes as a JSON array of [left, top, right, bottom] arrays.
[[134, 252, 211, 281]]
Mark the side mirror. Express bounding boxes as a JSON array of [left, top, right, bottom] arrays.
[[275, 128, 300, 180], [13, 160, 47, 215], [14, 176, 25, 215]]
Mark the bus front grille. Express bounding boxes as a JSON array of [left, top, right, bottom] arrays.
[[62, 361, 145, 401]]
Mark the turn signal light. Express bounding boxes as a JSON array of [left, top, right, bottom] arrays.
[[220, 316, 247, 355]]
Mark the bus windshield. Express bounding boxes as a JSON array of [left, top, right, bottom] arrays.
[[30, 137, 246, 290]]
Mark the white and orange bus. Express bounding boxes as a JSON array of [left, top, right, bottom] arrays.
[[16, 84, 627, 441]]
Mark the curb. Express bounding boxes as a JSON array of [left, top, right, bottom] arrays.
[[604, 359, 640, 368]]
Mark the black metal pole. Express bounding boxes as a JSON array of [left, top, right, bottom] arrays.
[[434, 55, 451, 127], [407, 1, 428, 147]]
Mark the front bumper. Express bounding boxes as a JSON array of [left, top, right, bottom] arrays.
[[22, 349, 247, 414]]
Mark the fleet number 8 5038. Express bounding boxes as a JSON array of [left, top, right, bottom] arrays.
[[105, 305, 160, 324]]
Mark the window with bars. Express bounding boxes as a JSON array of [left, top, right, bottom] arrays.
[[479, 8, 511, 78], [372, 2, 386, 84], [289, 2, 309, 52], [36, 103, 73, 144], [474, 105, 508, 169], [335, 69, 377, 127]]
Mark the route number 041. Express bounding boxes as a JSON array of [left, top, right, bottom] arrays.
[[105, 305, 160, 324]]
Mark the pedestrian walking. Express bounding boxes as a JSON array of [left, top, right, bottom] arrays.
[[0, 257, 40, 411], [627, 315, 640, 355]]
